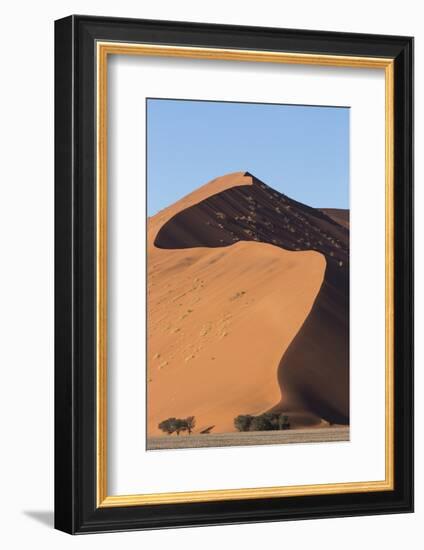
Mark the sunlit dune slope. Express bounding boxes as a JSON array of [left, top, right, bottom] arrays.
[[148, 241, 325, 435]]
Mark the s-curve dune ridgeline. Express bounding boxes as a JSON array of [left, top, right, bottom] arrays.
[[147, 172, 349, 448]]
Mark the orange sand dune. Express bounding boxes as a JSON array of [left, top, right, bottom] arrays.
[[147, 172, 349, 436], [147, 242, 325, 434], [148, 172, 253, 246], [320, 208, 350, 229]]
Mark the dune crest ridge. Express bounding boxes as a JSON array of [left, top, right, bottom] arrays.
[[148, 172, 252, 245], [147, 172, 349, 435]]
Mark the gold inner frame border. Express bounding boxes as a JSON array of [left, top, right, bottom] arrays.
[[96, 42, 394, 508]]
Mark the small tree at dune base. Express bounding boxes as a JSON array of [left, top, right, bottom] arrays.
[[234, 414, 254, 432], [249, 415, 272, 432], [158, 416, 196, 436], [158, 417, 179, 435], [234, 412, 290, 432], [174, 419, 187, 435], [278, 415, 290, 430], [185, 416, 196, 435]]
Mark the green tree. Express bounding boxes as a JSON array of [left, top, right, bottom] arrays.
[[234, 412, 291, 432], [158, 417, 178, 435], [234, 414, 253, 432], [185, 416, 196, 435], [278, 414, 290, 430], [174, 419, 187, 435], [262, 412, 280, 430], [158, 416, 197, 435], [249, 415, 272, 431]]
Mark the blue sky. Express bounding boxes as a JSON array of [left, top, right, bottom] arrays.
[[147, 99, 349, 216]]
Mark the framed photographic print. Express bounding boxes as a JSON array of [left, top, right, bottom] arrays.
[[54, 15, 413, 533]]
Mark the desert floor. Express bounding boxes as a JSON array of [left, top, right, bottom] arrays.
[[147, 426, 349, 450]]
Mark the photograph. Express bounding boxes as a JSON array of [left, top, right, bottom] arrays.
[[51, 12, 412, 535], [146, 98, 350, 450]]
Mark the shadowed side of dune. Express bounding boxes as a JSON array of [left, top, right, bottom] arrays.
[[153, 173, 349, 426], [320, 208, 350, 229], [275, 261, 349, 424], [155, 173, 348, 256]]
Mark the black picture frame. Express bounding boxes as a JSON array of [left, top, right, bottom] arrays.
[[55, 15, 414, 534]]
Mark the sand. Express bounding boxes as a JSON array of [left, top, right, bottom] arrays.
[[147, 426, 350, 450], [147, 172, 349, 437], [320, 208, 350, 229]]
